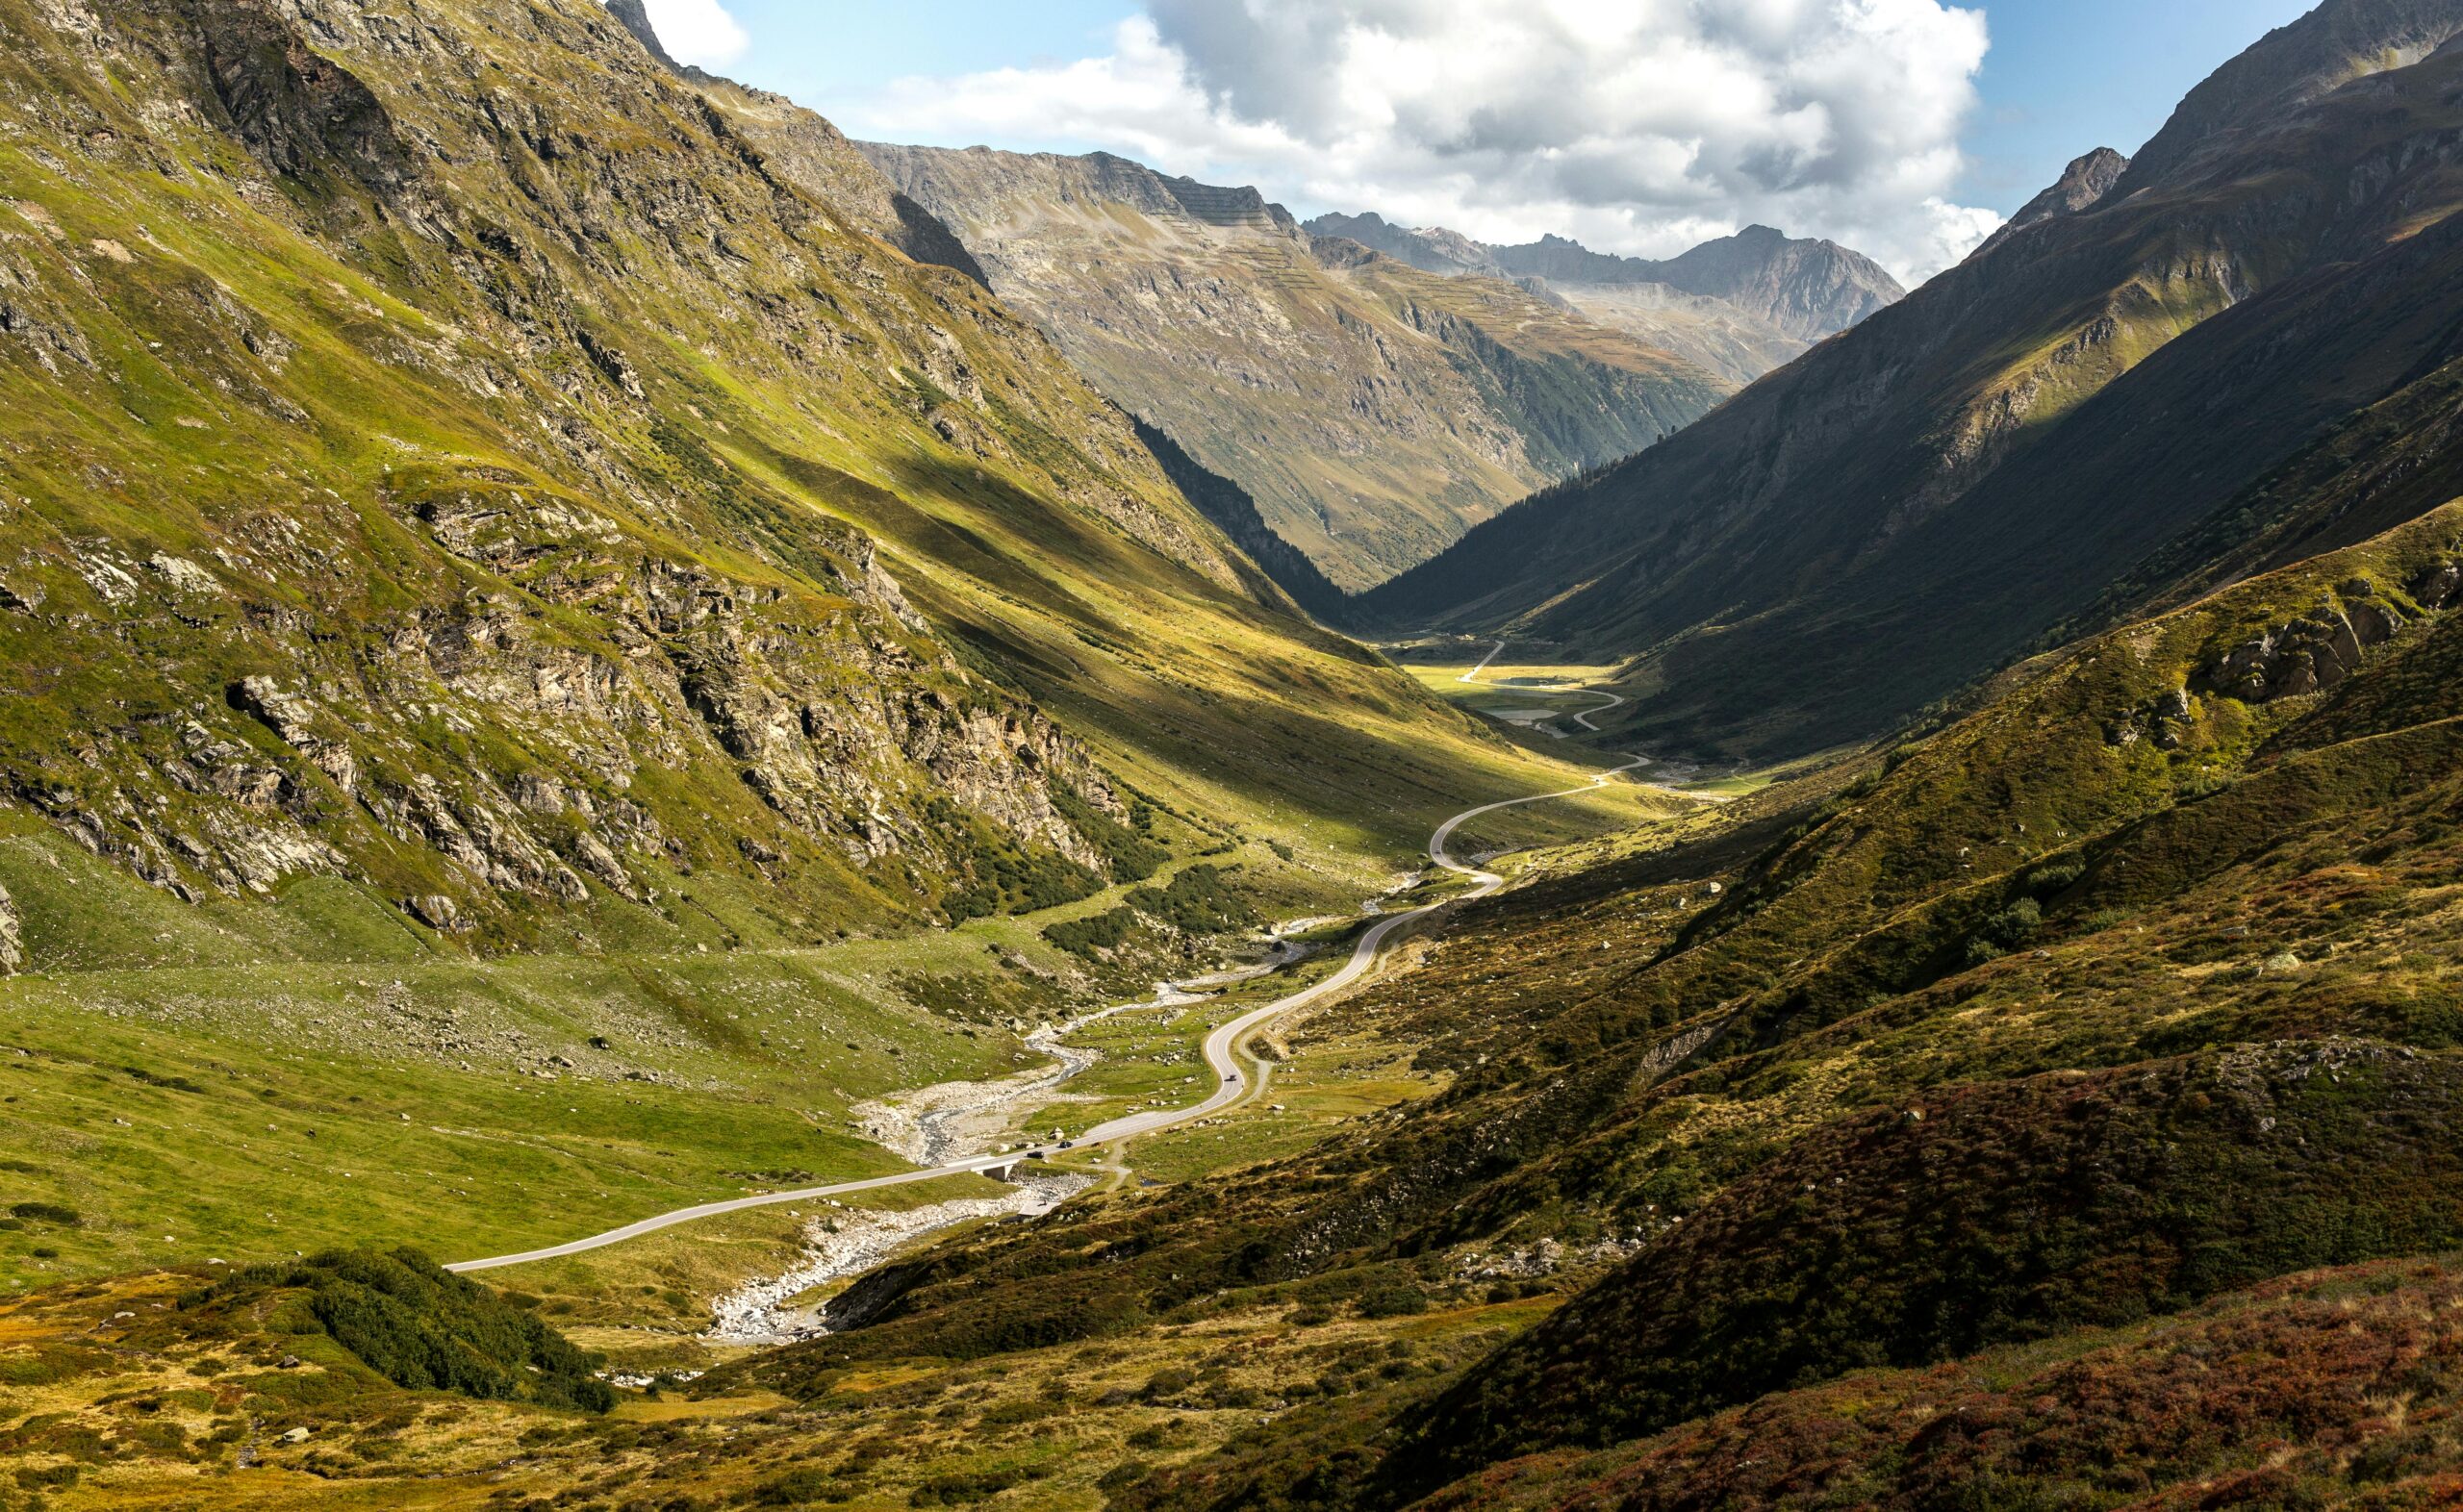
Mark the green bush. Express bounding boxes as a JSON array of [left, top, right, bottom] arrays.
[[1127, 864, 1256, 937], [1045, 906, 1136, 958], [931, 799, 1107, 920], [911, 1465, 1038, 1504], [2021, 861, 2085, 898], [1053, 787, 1169, 884], [1966, 898, 2044, 966], [754, 1465, 846, 1504], [190, 1249, 613, 1413], [1357, 1283, 1430, 1319], [8, 1202, 79, 1226]]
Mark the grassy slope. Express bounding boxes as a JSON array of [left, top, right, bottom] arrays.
[[0, 0, 1656, 1300]]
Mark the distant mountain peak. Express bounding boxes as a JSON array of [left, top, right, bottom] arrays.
[[1301, 211, 1503, 276], [1297, 212, 1904, 384], [1483, 226, 1905, 342]]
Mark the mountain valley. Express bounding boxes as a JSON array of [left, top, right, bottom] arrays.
[[7, 1, 2463, 1510]]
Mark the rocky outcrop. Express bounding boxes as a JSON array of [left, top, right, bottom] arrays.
[[2203, 585, 2410, 703], [0, 882, 20, 974], [1974, 147, 2130, 258], [601, 0, 681, 72], [232, 677, 360, 796], [2413, 557, 2463, 610]]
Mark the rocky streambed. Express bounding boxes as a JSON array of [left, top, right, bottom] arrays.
[[704, 1174, 1094, 1346], [713, 924, 1326, 1346], [855, 925, 1319, 1165]]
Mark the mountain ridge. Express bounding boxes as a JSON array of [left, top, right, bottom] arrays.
[[1357, 0, 2463, 761], [858, 139, 1734, 591], [1301, 212, 1904, 386]]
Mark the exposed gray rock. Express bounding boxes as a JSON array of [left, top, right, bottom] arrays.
[[2205, 592, 2405, 704], [0, 881, 20, 974], [231, 676, 359, 796], [2412, 558, 2462, 610], [1974, 148, 2131, 259], [405, 894, 462, 932]]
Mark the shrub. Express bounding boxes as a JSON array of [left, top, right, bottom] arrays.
[[1966, 898, 2043, 965], [190, 1249, 613, 1413], [932, 798, 1106, 918], [1126, 865, 1257, 937], [754, 1466, 845, 1505], [8, 1202, 79, 1226], [912, 1465, 1038, 1504], [1053, 787, 1169, 884], [2021, 861, 2085, 898], [1357, 1283, 1429, 1319], [1045, 907, 1135, 958]]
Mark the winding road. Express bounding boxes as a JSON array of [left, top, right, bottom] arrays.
[[445, 749, 1644, 1274], [1460, 640, 1506, 684]]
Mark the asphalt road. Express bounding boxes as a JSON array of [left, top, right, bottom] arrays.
[[446, 752, 1642, 1275]]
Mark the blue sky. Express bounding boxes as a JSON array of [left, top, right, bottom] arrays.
[[640, 1, 2323, 279], [1958, 0, 2314, 206]]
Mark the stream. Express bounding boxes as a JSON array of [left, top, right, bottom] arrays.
[[707, 923, 1322, 1346]]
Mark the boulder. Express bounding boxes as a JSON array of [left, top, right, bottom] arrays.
[[405, 894, 462, 932], [2411, 560, 2462, 612], [0, 882, 19, 974]]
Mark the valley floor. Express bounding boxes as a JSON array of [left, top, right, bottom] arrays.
[[0, 663, 1703, 1508]]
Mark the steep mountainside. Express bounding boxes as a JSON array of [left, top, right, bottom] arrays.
[[1362, 0, 2463, 761], [1302, 214, 1901, 385], [857, 144, 1732, 591], [0, 0, 1566, 962]]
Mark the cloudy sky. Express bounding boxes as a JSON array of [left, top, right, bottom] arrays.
[[622, 0, 2316, 285]]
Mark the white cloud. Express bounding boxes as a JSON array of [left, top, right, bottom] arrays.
[[842, 1, 2004, 284], [638, 0, 748, 70]]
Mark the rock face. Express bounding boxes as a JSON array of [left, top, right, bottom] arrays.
[[1299, 214, 1904, 386], [602, 0, 680, 71], [1361, 0, 2463, 759], [0, 882, 20, 975], [860, 143, 1733, 591], [2205, 586, 2413, 702], [0, 0, 1402, 950], [1973, 147, 2131, 258]]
